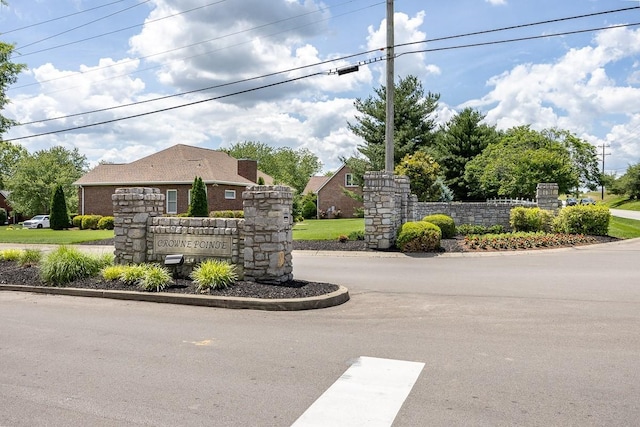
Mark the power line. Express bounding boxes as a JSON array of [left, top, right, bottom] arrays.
[[17, 0, 152, 51], [5, 72, 325, 142], [1, 0, 128, 35], [8, 20, 640, 141], [9, 0, 382, 91]]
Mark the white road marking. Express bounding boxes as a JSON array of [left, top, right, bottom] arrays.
[[291, 356, 425, 427]]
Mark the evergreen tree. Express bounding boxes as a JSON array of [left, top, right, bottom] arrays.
[[187, 177, 208, 217], [434, 108, 500, 201], [348, 75, 440, 170], [49, 185, 69, 230]]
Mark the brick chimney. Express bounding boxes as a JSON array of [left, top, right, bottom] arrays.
[[237, 159, 258, 183]]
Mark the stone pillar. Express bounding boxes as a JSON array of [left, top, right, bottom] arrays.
[[242, 185, 293, 284], [112, 187, 164, 264], [536, 183, 559, 211], [364, 172, 398, 249], [396, 175, 411, 226]]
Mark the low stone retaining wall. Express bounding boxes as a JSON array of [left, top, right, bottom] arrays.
[[416, 202, 516, 230]]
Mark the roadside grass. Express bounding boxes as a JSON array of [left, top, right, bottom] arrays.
[[293, 218, 364, 240], [608, 216, 640, 239], [0, 227, 113, 244]]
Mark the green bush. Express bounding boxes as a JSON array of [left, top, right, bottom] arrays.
[[187, 176, 209, 217], [422, 214, 456, 239], [456, 224, 505, 236], [101, 265, 128, 281], [302, 200, 317, 219], [39, 246, 111, 285], [210, 210, 244, 218], [81, 215, 102, 230], [191, 259, 238, 293], [553, 205, 611, 236], [510, 207, 554, 233], [348, 230, 365, 241], [72, 215, 84, 228], [97, 216, 114, 230], [119, 264, 148, 285], [137, 265, 173, 292], [396, 221, 441, 252]]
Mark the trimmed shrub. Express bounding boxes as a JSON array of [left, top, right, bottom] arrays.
[[396, 221, 442, 252], [553, 205, 611, 236], [49, 185, 69, 230], [302, 200, 317, 219], [422, 214, 456, 239], [191, 259, 238, 293], [257, 176, 265, 185], [97, 216, 115, 230], [457, 224, 506, 236], [510, 207, 554, 233], [72, 215, 84, 228], [81, 215, 102, 230], [210, 210, 244, 218], [39, 246, 109, 285]]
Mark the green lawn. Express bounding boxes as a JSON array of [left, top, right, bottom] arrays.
[[0, 227, 114, 244], [608, 216, 640, 240], [293, 218, 364, 240]]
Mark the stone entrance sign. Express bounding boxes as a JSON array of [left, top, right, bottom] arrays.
[[153, 234, 232, 256]]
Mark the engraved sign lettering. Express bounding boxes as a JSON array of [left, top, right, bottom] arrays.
[[154, 235, 232, 257]]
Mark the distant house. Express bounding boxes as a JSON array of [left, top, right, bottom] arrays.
[[0, 190, 23, 224], [303, 164, 363, 218], [74, 144, 273, 216]]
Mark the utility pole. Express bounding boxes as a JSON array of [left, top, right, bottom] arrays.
[[598, 143, 611, 200], [384, 0, 395, 173]]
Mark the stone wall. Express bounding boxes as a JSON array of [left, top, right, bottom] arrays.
[[416, 202, 520, 230], [112, 185, 293, 284]]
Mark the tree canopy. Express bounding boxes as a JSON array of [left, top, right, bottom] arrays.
[[348, 75, 440, 170], [464, 126, 583, 199], [223, 141, 322, 194], [394, 151, 443, 202], [6, 147, 87, 216], [1, 41, 26, 138]]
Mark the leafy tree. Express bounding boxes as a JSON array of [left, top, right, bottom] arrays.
[[464, 126, 576, 199], [544, 129, 600, 195], [394, 151, 443, 201], [1, 41, 26, 138], [223, 141, 322, 194], [6, 146, 87, 216], [601, 172, 625, 196], [49, 185, 69, 230], [621, 163, 640, 199], [434, 108, 500, 200], [187, 176, 208, 217], [348, 75, 440, 170], [0, 141, 27, 189]]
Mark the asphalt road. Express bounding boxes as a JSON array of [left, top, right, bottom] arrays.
[[2, 239, 640, 426]]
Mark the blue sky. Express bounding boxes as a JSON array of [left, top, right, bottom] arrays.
[[2, 0, 640, 177]]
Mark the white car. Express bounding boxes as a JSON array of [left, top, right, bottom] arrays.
[[23, 215, 50, 229]]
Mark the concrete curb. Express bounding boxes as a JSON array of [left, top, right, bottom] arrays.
[[0, 284, 350, 311]]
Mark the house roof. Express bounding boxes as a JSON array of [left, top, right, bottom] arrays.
[[74, 144, 273, 186], [303, 164, 349, 194]]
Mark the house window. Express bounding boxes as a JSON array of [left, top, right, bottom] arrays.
[[345, 173, 357, 187], [225, 190, 236, 200], [166, 190, 177, 214]]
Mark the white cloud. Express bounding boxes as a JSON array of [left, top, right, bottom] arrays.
[[485, 0, 507, 5]]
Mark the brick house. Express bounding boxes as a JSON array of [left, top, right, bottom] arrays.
[[303, 164, 363, 218], [74, 144, 273, 216], [0, 190, 24, 224]]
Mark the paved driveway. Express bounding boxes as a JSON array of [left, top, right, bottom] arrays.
[[610, 208, 640, 220]]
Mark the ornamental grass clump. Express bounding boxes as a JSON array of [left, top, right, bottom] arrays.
[[396, 221, 441, 252], [119, 264, 148, 285], [18, 249, 42, 267], [0, 248, 23, 262], [137, 265, 173, 292], [101, 265, 128, 281], [39, 246, 111, 285], [191, 259, 238, 293]]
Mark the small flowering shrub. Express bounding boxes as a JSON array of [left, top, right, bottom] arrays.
[[191, 259, 238, 293], [464, 232, 597, 251]]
